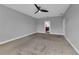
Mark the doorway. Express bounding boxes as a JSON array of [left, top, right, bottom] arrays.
[[44, 21, 50, 33]]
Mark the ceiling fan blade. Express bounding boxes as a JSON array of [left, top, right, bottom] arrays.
[[34, 10, 39, 14], [34, 4, 40, 10], [40, 9, 48, 12]]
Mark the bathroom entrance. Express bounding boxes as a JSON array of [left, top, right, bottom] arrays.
[[44, 21, 50, 33]]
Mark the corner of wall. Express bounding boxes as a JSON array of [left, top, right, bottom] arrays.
[[0, 32, 37, 45], [64, 35, 79, 54]]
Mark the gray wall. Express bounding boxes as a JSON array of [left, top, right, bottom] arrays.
[[36, 16, 64, 35], [0, 5, 37, 42], [65, 5, 79, 52]]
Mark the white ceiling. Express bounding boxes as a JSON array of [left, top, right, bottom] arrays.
[[4, 4, 70, 18]]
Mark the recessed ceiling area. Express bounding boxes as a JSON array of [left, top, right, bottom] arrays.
[[4, 4, 70, 18]]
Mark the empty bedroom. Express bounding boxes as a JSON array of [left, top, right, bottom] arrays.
[[0, 4, 79, 55]]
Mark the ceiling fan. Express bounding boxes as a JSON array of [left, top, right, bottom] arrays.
[[34, 4, 48, 14]]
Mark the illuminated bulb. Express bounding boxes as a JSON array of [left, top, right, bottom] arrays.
[[39, 11, 41, 12]]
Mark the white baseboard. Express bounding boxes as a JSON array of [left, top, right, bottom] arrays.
[[51, 33, 64, 35], [65, 35, 79, 54], [37, 32, 64, 35], [0, 32, 36, 45]]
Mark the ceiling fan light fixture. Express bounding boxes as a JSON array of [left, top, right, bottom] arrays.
[[34, 4, 48, 14], [39, 11, 41, 12]]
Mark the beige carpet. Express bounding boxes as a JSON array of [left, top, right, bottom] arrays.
[[0, 33, 78, 55]]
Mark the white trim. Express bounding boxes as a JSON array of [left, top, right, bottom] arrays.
[[0, 32, 36, 45], [51, 33, 64, 35], [64, 35, 79, 54], [37, 32, 64, 35]]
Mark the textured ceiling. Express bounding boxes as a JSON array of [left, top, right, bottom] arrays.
[[4, 4, 70, 18]]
